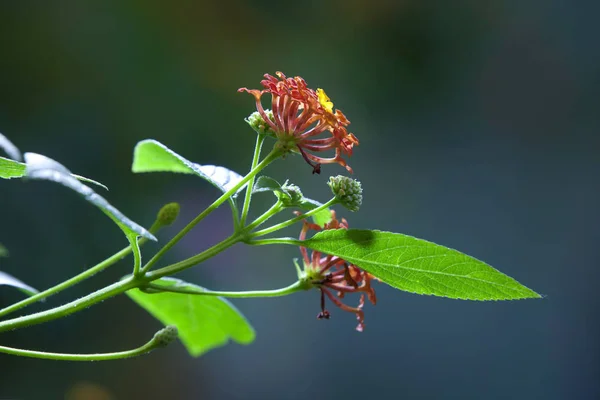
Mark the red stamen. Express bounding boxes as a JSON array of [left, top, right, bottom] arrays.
[[296, 145, 321, 174], [317, 289, 330, 320]]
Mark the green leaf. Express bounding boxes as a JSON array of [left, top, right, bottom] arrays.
[[24, 153, 156, 246], [0, 156, 108, 190], [0, 271, 39, 296], [301, 229, 541, 301], [252, 176, 293, 203], [1, 133, 105, 188], [127, 278, 255, 356], [0, 244, 7, 257], [0, 156, 25, 179], [253, 176, 285, 195], [132, 139, 244, 194], [0, 133, 22, 161]]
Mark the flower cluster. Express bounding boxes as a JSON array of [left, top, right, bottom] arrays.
[[328, 175, 363, 212], [239, 72, 359, 174], [298, 210, 376, 331]]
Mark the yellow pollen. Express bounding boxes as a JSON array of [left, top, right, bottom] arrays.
[[317, 88, 334, 113]]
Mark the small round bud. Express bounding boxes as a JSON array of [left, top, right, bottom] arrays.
[[153, 325, 178, 347], [279, 183, 304, 207], [245, 110, 276, 136], [328, 176, 363, 212], [157, 202, 180, 227]]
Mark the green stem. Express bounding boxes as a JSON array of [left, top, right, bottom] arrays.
[[0, 203, 305, 333], [130, 235, 142, 277], [249, 198, 338, 238], [146, 280, 306, 298], [0, 277, 138, 333], [0, 331, 164, 361], [0, 183, 293, 332], [147, 234, 241, 280], [0, 245, 134, 319], [240, 135, 265, 227], [0, 232, 239, 332], [140, 149, 280, 275], [0, 231, 257, 333], [229, 197, 241, 231], [0, 215, 162, 319], [0, 150, 293, 333], [244, 199, 283, 232], [246, 238, 300, 246], [0, 229, 243, 332]]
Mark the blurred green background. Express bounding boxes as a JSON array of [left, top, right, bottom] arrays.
[[1, 1, 598, 399]]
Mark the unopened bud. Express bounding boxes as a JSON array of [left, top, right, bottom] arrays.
[[153, 325, 178, 347], [246, 110, 276, 136], [279, 183, 304, 207], [157, 202, 180, 227], [328, 176, 363, 212]]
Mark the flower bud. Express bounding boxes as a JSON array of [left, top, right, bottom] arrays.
[[328, 175, 362, 212], [245, 110, 276, 136], [153, 325, 178, 347], [157, 202, 180, 227], [279, 182, 304, 207]]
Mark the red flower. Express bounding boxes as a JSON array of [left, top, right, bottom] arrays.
[[297, 210, 376, 331], [239, 72, 359, 174]]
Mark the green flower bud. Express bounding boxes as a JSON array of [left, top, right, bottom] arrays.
[[328, 175, 363, 212], [279, 182, 304, 207], [157, 202, 180, 227], [245, 110, 276, 136], [153, 325, 178, 347]]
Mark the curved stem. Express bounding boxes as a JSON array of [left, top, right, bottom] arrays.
[[244, 199, 284, 233], [0, 230, 241, 332], [0, 231, 239, 332], [130, 235, 142, 277], [229, 197, 241, 231], [0, 277, 138, 333], [146, 234, 241, 280], [0, 332, 163, 361], [140, 149, 280, 275], [0, 245, 132, 319], [146, 280, 306, 298], [249, 198, 338, 238], [0, 149, 288, 334], [0, 217, 161, 319], [0, 179, 297, 333], [240, 135, 265, 227]]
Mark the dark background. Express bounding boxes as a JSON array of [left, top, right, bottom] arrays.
[[1, 1, 598, 399]]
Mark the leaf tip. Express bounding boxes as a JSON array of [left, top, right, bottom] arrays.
[[142, 231, 158, 242]]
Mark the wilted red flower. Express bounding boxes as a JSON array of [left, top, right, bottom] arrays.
[[297, 210, 376, 331], [239, 72, 359, 174]]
